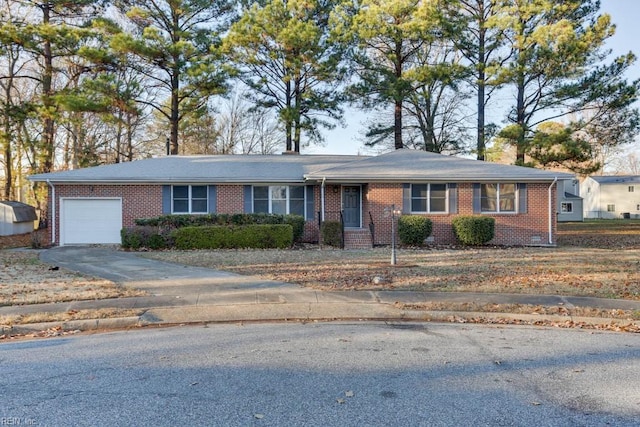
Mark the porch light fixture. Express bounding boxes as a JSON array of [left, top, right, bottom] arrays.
[[333, 186, 339, 194]]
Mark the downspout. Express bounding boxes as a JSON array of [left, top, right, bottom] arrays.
[[321, 177, 326, 222], [548, 177, 558, 245], [46, 179, 56, 245]]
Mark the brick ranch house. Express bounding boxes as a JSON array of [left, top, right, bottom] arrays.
[[28, 149, 573, 248]]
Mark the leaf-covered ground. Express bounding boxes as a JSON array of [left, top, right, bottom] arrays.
[[143, 221, 640, 300], [0, 250, 146, 306]]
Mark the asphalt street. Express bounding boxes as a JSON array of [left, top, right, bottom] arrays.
[[2, 322, 639, 426]]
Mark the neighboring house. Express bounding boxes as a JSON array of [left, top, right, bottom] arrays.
[[557, 178, 584, 222], [28, 149, 573, 247], [582, 175, 640, 219]]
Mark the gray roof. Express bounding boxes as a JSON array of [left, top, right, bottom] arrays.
[[0, 201, 37, 222], [305, 149, 573, 183], [590, 175, 640, 185], [28, 154, 364, 184], [28, 150, 572, 184], [564, 192, 582, 199]]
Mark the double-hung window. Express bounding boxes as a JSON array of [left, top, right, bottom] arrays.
[[253, 186, 305, 216], [172, 185, 208, 214], [481, 183, 516, 213], [561, 202, 573, 213], [411, 184, 447, 213]]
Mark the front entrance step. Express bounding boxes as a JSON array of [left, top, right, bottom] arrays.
[[343, 228, 373, 250]]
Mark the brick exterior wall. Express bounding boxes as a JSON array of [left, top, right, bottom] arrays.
[[363, 182, 556, 246], [217, 185, 244, 214], [45, 182, 558, 247]]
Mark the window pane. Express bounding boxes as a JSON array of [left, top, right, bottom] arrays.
[[430, 198, 446, 212], [272, 200, 286, 214], [191, 200, 207, 213], [499, 184, 516, 212], [411, 199, 427, 212], [254, 200, 269, 213], [192, 186, 207, 199], [430, 184, 446, 212], [173, 186, 188, 198], [290, 200, 304, 216], [481, 184, 497, 212], [430, 184, 446, 198], [173, 200, 188, 213], [254, 186, 268, 199], [271, 186, 287, 200], [290, 186, 305, 199], [412, 184, 427, 198]]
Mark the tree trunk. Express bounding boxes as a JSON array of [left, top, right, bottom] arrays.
[[169, 11, 180, 155], [40, 3, 55, 173], [294, 74, 302, 153], [170, 71, 179, 155], [515, 58, 526, 164], [285, 78, 292, 151], [2, 128, 12, 199], [394, 40, 404, 150], [2, 67, 13, 199], [476, 4, 486, 161], [126, 115, 134, 162]]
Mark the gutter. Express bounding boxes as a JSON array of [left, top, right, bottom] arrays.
[[548, 177, 558, 245], [321, 177, 326, 222], [46, 179, 56, 245]]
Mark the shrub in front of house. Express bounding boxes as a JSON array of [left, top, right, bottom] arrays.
[[321, 221, 342, 247], [172, 224, 293, 249], [398, 215, 433, 246], [452, 216, 495, 245], [135, 213, 305, 242], [121, 226, 173, 250]]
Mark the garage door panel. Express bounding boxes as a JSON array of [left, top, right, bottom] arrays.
[[61, 199, 122, 245]]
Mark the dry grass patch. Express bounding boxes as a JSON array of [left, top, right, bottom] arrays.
[[0, 250, 146, 305], [397, 301, 640, 320], [143, 245, 640, 299], [558, 219, 640, 248]]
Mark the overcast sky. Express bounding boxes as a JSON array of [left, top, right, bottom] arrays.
[[311, 0, 640, 156]]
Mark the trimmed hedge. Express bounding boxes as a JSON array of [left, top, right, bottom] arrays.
[[452, 216, 495, 245], [398, 216, 433, 246], [135, 213, 305, 242], [321, 221, 342, 248], [173, 224, 293, 249], [121, 226, 173, 250]]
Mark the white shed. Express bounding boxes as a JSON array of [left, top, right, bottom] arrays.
[[0, 201, 38, 236]]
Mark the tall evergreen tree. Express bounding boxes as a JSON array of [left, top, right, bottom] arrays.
[[333, 0, 446, 150], [226, 0, 347, 153], [3, 0, 108, 174], [445, 0, 509, 160], [113, 0, 236, 155], [491, 0, 639, 170]]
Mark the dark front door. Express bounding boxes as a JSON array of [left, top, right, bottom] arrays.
[[342, 186, 361, 228]]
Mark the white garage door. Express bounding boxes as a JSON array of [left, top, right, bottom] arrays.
[[61, 198, 122, 245]]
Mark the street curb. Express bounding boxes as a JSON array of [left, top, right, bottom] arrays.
[[1, 317, 142, 335], [3, 303, 638, 336]]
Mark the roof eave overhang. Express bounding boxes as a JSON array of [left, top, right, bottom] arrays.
[[304, 175, 567, 183], [28, 178, 307, 185]]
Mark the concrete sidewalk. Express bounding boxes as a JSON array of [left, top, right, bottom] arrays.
[[3, 246, 640, 334]]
